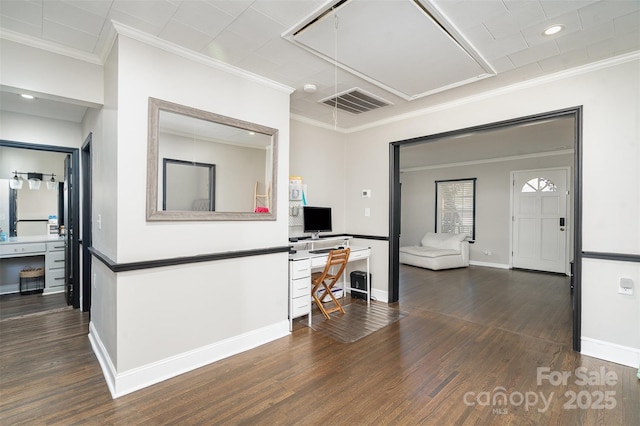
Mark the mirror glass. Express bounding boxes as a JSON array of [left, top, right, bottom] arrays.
[[147, 98, 278, 221]]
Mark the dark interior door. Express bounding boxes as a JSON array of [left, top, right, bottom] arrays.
[[63, 154, 80, 308]]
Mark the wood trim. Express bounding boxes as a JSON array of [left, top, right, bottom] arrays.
[[146, 97, 278, 222], [88, 246, 290, 273], [582, 252, 640, 263]]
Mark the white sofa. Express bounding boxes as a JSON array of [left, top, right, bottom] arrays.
[[399, 232, 470, 270]]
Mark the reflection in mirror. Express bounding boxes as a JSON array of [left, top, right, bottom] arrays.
[[162, 159, 215, 211], [147, 98, 278, 221]]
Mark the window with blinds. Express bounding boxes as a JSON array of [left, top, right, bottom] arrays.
[[435, 178, 476, 240]]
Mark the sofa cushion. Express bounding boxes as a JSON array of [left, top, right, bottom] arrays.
[[399, 246, 460, 258], [420, 232, 466, 250]]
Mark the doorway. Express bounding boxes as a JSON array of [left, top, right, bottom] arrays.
[[0, 140, 81, 311], [388, 107, 583, 351]]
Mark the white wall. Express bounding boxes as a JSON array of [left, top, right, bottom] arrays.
[[341, 55, 640, 367], [401, 153, 573, 267], [289, 120, 347, 236], [83, 34, 293, 395], [0, 39, 103, 107]]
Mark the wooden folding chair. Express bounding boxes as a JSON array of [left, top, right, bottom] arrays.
[[311, 248, 350, 320]]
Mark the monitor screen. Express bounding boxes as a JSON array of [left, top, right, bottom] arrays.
[[303, 206, 332, 234]]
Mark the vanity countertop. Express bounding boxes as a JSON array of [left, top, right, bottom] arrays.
[[0, 235, 65, 245]]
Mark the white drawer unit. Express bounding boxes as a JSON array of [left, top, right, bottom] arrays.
[[0, 243, 46, 257], [289, 258, 311, 330], [45, 241, 66, 294]]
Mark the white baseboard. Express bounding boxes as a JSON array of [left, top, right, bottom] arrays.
[[581, 337, 640, 368], [371, 288, 388, 303], [469, 260, 510, 269], [89, 320, 290, 399]]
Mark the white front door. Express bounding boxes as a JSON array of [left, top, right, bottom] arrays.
[[512, 168, 569, 274]]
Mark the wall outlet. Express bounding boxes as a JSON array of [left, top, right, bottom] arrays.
[[618, 278, 634, 295], [364, 207, 371, 217], [483, 250, 492, 256]]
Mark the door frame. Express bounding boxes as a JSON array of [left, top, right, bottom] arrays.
[[510, 167, 571, 274], [388, 106, 583, 352], [81, 134, 92, 312], [0, 140, 81, 309]]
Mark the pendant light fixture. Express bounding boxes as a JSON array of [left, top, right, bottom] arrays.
[[27, 172, 43, 190], [9, 171, 23, 189], [46, 173, 57, 190]]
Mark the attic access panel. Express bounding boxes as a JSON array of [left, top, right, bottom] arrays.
[[286, 0, 494, 101]]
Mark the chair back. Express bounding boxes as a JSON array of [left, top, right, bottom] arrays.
[[316, 247, 350, 286]]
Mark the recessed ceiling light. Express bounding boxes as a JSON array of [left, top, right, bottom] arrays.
[[543, 25, 564, 36], [20, 94, 35, 100]]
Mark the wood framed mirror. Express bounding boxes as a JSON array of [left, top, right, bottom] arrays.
[[146, 97, 278, 221]]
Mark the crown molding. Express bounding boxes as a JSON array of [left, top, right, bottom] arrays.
[[401, 149, 575, 173], [0, 28, 102, 65], [111, 21, 294, 96]]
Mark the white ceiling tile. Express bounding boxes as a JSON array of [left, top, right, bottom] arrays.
[[463, 24, 528, 60], [489, 55, 516, 74], [538, 47, 589, 72], [613, 30, 640, 54], [614, 10, 640, 37], [159, 19, 212, 52], [538, 0, 597, 19], [483, 1, 546, 39], [0, 15, 42, 37], [43, 0, 107, 37], [226, 7, 285, 41], [251, 0, 320, 27], [111, 0, 179, 28], [508, 40, 560, 67], [202, 30, 256, 64], [586, 38, 616, 60], [0, 0, 42, 27], [521, 11, 582, 47], [433, 0, 507, 30], [107, 9, 166, 36], [204, 0, 254, 18], [578, 0, 640, 29], [42, 19, 99, 51], [61, 0, 113, 18], [172, 1, 235, 38], [555, 22, 614, 54]]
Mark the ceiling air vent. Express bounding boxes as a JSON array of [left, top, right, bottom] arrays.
[[320, 88, 391, 114]]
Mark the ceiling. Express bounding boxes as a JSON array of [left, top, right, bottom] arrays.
[[0, 0, 638, 130]]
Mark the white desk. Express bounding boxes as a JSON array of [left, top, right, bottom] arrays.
[[0, 235, 66, 295], [288, 245, 371, 330]]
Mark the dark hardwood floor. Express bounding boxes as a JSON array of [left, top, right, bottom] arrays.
[[0, 292, 68, 321], [0, 265, 638, 425]]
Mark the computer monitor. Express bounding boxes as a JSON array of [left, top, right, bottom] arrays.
[[303, 206, 332, 239]]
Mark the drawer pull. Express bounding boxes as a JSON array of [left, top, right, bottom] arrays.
[[54, 259, 65, 263], [54, 277, 65, 281]]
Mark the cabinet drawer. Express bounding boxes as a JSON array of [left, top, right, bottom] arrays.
[[291, 276, 310, 299], [290, 259, 311, 279], [46, 268, 66, 288], [46, 250, 66, 269], [290, 296, 311, 318], [0, 243, 46, 256], [47, 241, 66, 252], [350, 248, 370, 261]]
